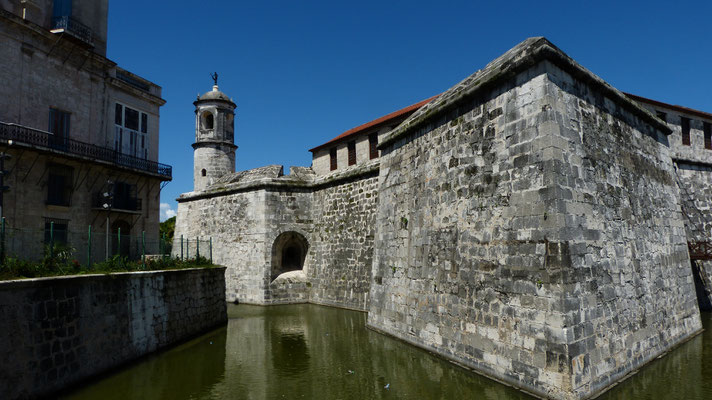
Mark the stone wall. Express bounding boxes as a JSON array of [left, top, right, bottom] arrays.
[[366, 38, 702, 400], [308, 172, 379, 310], [174, 165, 379, 311], [0, 268, 227, 400], [545, 61, 701, 397], [675, 163, 712, 308], [174, 189, 267, 303]]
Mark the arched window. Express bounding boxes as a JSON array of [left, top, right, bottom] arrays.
[[202, 111, 214, 130], [201, 169, 207, 177], [270, 231, 309, 281]]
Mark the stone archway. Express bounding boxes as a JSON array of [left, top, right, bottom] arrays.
[[271, 231, 309, 282]]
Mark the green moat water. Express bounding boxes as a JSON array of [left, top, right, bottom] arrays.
[[61, 305, 712, 400]]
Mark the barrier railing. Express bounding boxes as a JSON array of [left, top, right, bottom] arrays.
[[0, 122, 172, 179]]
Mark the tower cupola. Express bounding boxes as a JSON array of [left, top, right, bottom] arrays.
[[192, 74, 237, 191]]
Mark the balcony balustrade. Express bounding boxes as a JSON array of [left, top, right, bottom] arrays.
[[0, 122, 172, 180], [51, 15, 94, 46]]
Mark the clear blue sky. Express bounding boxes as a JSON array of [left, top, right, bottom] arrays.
[[106, 1, 712, 220]]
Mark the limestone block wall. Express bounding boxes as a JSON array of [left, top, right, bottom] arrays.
[[675, 164, 712, 308], [0, 268, 227, 400], [174, 189, 266, 303], [368, 65, 576, 398], [367, 53, 702, 400], [193, 144, 237, 191], [308, 173, 379, 311], [545, 61, 701, 397], [263, 188, 314, 304], [175, 165, 379, 310]]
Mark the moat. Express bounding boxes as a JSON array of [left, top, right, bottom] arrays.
[[61, 304, 712, 400]]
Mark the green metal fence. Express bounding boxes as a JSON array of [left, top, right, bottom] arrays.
[[0, 218, 216, 267], [173, 235, 213, 263]]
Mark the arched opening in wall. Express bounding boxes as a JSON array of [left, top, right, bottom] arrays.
[[201, 169, 207, 177], [202, 111, 214, 130], [271, 231, 309, 282]]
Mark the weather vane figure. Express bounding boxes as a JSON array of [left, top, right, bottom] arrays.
[[210, 72, 218, 86]]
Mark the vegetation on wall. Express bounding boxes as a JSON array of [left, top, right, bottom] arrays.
[[0, 244, 215, 281]]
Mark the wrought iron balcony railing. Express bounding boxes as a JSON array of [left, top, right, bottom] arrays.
[[52, 15, 94, 46], [0, 122, 172, 180]]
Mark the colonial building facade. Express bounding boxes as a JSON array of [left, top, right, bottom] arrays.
[[0, 0, 171, 260]]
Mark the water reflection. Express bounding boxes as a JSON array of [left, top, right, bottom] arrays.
[[60, 306, 712, 400], [598, 312, 712, 400], [60, 327, 227, 400]]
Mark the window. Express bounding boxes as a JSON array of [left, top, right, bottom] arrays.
[[330, 147, 337, 171], [348, 141, 356, 166], [53, 0, 72, 18], [125, 107, 139, 131], [115, 103, 148, 157], [115, 104, 123, 125], [369, 134, 378, 159], [44, 218, 69, 246], [48, 108, 70, 140], [112, 181, 138, 210], [705, 122, 711, 150], [46, 163, 73, 206], [141, 113, 148, 133], [682, 117, 691, 146], [656, 111, 666, 123], [201, 169, 207, 176], [202, 112, 214, 130]]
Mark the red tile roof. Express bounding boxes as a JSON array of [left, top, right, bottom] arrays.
[[625, 93, 712, 121], [309, 95, 438, 153]]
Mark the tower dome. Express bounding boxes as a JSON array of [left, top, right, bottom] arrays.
[[192, 79, 237, 191]]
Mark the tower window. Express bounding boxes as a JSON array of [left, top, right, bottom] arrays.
[[682, 117, 691, 146], [201, 169, 207, 176], [202, 112, 214, 130], [348, 141, 356, 166], [330, 148, 337, 171]]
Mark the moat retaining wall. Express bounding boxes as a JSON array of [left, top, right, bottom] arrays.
[[367, 39, 702, 400], [0, 268, 227, 400]]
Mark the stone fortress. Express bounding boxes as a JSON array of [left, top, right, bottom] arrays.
[[174, 37, 712, 399]]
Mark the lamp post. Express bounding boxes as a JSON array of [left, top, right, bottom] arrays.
[[0, 151, 11, 262], [102, 180, 113, 260]]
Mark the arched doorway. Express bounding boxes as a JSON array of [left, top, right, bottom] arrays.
[[271, 231, 309, 281], [111, 220, 131, 257]]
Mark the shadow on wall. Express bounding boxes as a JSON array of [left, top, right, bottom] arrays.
[[271, 231, 309, 281]]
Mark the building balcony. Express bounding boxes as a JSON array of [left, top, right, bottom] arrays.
[[0, 122, 172, 180], [51, 15, 94, 47], [92, 192, 142, 213]]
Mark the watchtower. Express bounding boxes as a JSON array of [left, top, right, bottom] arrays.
[[193, 77, 237, 191]]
